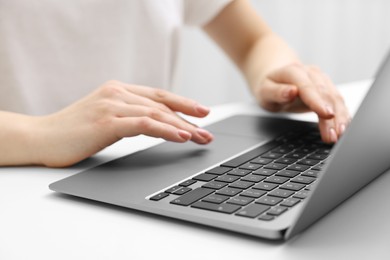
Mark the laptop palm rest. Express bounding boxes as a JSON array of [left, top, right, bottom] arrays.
[[49, 116, 312, 206]]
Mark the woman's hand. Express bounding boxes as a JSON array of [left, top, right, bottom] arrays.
[[31, 80, 213, 167], [203, 0, 350, 144], [254, 63, 351, 143]]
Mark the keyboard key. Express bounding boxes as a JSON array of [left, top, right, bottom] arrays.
[[264, 176, 289, 184], [316, 148, 332, 155], [253, 182, 278, 191], [165, 186, 181, 194], [150, 192, 169, 201], [293, 190, 309, 199], [279, 143, 302, 150], [202, 194, 230, 204], [221, 141, 279, 167], [229, 180, 254, 189], [239, 162, 262, 170], [202, 181, 228, 190], [275, 170, 300, 178], [170, 188, 214, 206], [179, 179, 197, 187], [285, 152, 306, 159], [215, 187, 242, 197], [241, 174, 266, 183], [227, 196, 254, 206], [252, 168, 277, 176], [297, 159, 321, 166], [274, 157, 297, 164], [271, 147, 293, 154], [261, 152, 283, 159], [264, 163, 287, 170], [250, 157, 273, 165], [193, 173, 217, 182], [301, 170, 320, 178], [280, 182, 305, 191], [215, 175, 240, 183], [236, 204, 270, 218], [191, 201, 241, 214], [256, 196, 282, 206], [206, 166, 232, 175], [286, 164, 310, 172], [227, 168, 251, 177], [295, 147, 316, 154], [312, 163, 325, 171], [291, 176, 316, 184], [240, 189, 267, 198], [307, 153, 328, 160], [305, 184, 314, 191], [281, 198, 301, 207], [267, 206, 288, 216], [173, 187, 192, 195], [258, 214, 274, 221], [268, 189, 294, 198]]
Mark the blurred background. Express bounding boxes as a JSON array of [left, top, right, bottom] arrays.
[[175, 0, 390, 106]]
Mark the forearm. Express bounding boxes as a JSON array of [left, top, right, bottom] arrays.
[[0, 111, 39, 166], [240, 33, 300, 93], [205, 0, 349, 143], [204, 0, 299, 95]]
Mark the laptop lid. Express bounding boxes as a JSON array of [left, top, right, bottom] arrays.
[[286, 50, 390, 239]]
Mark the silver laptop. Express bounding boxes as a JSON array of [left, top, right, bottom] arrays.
[[49, 51, 390, 240]]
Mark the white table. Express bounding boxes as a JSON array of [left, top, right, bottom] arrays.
[[2, 80, 389, 260]]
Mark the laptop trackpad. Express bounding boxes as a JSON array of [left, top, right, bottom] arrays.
[[50, 133, 271, 203]]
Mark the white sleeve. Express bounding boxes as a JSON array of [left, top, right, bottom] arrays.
[[183, 0, 234, 26]]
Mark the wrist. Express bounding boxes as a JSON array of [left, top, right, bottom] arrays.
[[0, 111, 43, 166]]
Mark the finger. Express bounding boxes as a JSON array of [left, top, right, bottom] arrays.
[[257, 79, 299, 112], [102, 83, 174, 114], [322, 74, 351, 136], [318, 117, 338, 143], [119, 89, 195, 128], [114, 104, 213, 144], [269, 64, 335, 119], [334, 101, 351, 137], [113, 117, 193, 143], [120, 86, 208, 131], [304, 66, 338, 120], [120, 82, 210, 117], [100, 81, 210, 129]]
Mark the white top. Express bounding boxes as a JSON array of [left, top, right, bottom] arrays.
[[0, 0, 231, 115]]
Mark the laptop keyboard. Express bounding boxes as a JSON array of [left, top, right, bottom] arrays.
[[149, 130, 332, 221]]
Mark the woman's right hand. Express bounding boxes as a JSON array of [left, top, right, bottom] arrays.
[[30, 80, 214, 167]]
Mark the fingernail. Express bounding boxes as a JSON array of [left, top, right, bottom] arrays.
[[339, 123, 346, 135], [325, 105, 335, 116], [196, 128, 213, 143], [329, 127, 338, 143], [178, 130, 191, 141], [195, 104, 210, 115], [196, 128, 211, 137]]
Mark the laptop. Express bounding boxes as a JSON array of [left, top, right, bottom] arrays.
[[49, 51, 390, 240]]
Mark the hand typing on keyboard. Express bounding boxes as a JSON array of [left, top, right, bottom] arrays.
[[253, 63, 351, 144], [203, 0, 350, 145]]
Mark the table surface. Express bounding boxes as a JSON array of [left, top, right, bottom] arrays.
[[2, 80, 389, 260]]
